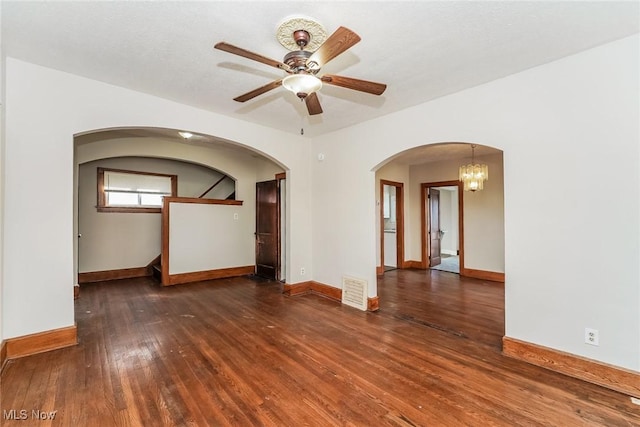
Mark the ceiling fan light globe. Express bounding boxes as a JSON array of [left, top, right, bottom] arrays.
[[282, 74, 322, 98]]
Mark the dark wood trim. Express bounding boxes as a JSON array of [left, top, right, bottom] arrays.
[[276, 174, 286, 282], [310, 282, 342, 302], [164, 196, 243, 206], [285, 281, 380, 311], [5, 325, 78, 360], [461, 267, 505, 283], [164, 266, 254, 286], [74, 285, 80, 299], [98, 167, 178, 178], [161, 197, 171, 285], [78, 267, 150, 284], [283, 282, 312, 296], [380, 180, 405, 272], [503, 336, 640, 399], [404, 260, 425, 269], [97, 206, 163, 213], [97, 167, 178, 214], [376, 265, 384, 276], [0, 340, 7, 372], [198, 175, 228, 198], [421, 181, 464, 271], [283, 281, 341, 302]]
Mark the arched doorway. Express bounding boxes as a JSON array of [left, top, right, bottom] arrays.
[[373, 141, 505, 348], [73, 127, 289, 294]]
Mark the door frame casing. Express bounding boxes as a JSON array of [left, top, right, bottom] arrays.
[[380, 180, 405, 270], [421, 181, 464, 270], [275, 172, 286, 282]]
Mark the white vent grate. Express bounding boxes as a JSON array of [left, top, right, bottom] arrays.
[[342, 276, 368, 311]]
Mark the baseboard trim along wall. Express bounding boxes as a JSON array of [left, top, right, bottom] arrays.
[[503, 336, 640, 399], [283, 281, 341, 302], [78, 266, 150, 284], [367, 296, 380, 312], [461, 267, 505, 283], [284, 281, 380, 312], [404, 260, 424, 269], [282, 281, 311, 296], [164, 265, 254, 286], [4, 325, 78, 362]]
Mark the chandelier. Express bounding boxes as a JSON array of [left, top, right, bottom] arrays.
[[459, 144, 488, 192]]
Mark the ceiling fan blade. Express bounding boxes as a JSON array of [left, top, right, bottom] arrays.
[[215, 42, 290, 71], [233, 80, 283, 102], [321, 74, 387, 95], [307, 27, 361, 68], [305, 93, 323, 115]]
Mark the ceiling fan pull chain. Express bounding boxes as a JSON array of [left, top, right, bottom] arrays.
[[300, 100, 304, 135]]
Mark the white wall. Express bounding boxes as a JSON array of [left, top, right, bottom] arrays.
[[3, 58, 312, 339], [169, 202, 252, 274], [312, 35, 639, 371], [438, 188, 457, 255], [254, 156, 286, 183], [2, 35, 638, 374], [78, 155, 245, 273]]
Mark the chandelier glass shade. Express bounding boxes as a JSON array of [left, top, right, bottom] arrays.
[[459, 145, 489, 192], [282, 74, 322, 98]]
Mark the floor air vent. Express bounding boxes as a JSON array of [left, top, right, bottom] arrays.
[[342, 276, 368, 311]]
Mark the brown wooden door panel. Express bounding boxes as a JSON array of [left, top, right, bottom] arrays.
[[256, 180, 278, 279], [429, 188, 442, 267]]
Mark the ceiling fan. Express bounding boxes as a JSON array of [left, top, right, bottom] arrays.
[[214, 17, 387, 115]]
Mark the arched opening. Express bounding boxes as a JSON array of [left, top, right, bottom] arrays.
[[72, 127, 289, 295], [373, 141, 505, 349]]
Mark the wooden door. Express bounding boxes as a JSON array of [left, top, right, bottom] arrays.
[[429, 188, 442, 267], [256, 180, 278, 279]]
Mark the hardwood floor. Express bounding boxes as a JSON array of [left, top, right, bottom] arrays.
[[1, 271, 638, 426]]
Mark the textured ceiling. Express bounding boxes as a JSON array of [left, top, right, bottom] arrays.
[[3, 1, 638, 142]]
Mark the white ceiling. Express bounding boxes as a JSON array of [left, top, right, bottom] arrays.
[[2, 1, 639, 164]]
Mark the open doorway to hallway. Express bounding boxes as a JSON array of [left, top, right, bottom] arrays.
[[380, 180, 404, 272], [374, 142, 504, 282], [422, 182, 462, 274]]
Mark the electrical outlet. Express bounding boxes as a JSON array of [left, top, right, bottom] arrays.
[[584, 328, 599, 346], [300, 267, 305, 276]]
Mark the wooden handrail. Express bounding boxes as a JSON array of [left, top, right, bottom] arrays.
[[198, 175, 228, 198]]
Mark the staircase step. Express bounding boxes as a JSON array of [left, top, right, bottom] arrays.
[[151, 264, 162, 282]]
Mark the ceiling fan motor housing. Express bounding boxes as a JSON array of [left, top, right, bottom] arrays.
[[283, 50, 317, 74]]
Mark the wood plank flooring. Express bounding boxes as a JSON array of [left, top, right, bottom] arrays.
[[1, 270, 639, 426]]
